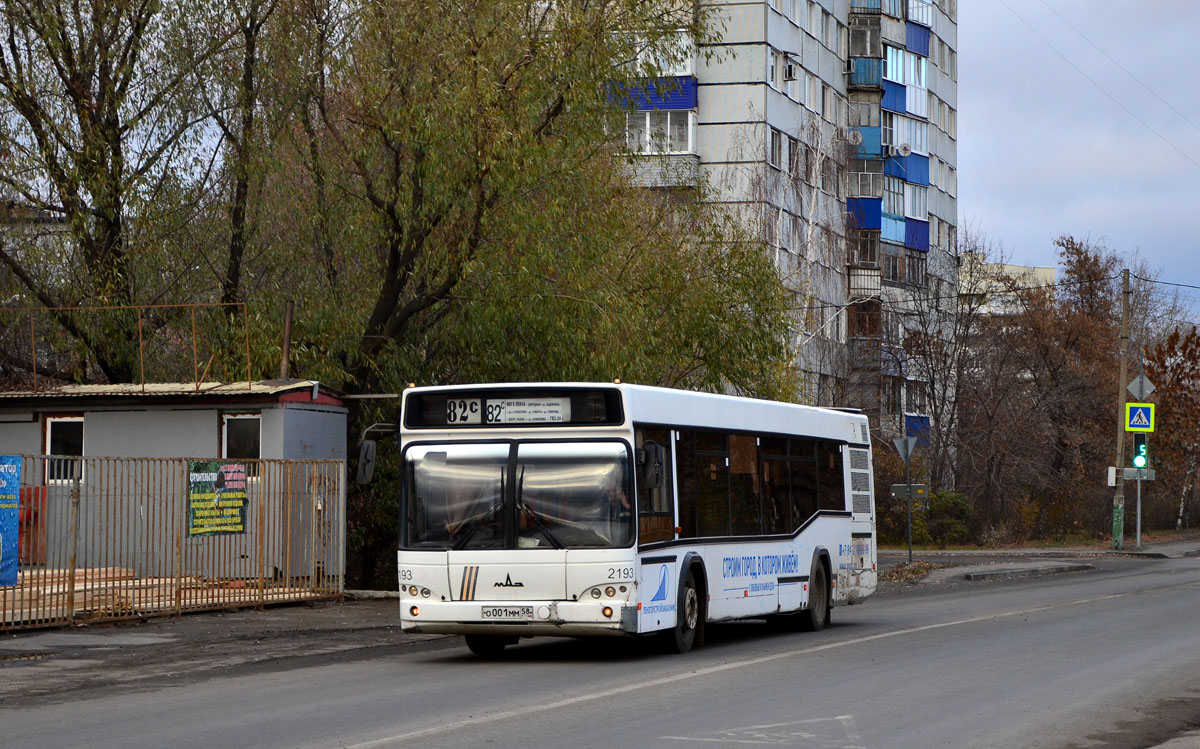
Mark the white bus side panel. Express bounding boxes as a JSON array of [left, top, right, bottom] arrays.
[[636, 557, 678, 633]]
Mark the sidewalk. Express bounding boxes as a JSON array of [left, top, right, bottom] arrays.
[[0, 598, 451, 705], [879, 535, 1200, 584]]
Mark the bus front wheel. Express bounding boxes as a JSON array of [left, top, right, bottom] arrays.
[[668, 569, 704, 653]]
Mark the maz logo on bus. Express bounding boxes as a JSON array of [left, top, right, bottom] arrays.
[[494, 574, 524, 588]]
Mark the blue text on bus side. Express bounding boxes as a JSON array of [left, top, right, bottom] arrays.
[[721, 553, 800, 580], [839, 542, 871, 556]]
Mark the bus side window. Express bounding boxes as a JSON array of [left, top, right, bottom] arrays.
[[818, 442, 847, 511], [676, 431, 698, 538], [730, 434, 759, 535], [636, 428, 674, 544], [789, 438, 820, 528]]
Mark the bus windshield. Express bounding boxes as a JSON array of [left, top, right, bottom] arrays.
[[404, 441, 633, 550]]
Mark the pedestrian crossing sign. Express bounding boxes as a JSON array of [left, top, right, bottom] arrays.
[[1125, 403, 1155, 433]]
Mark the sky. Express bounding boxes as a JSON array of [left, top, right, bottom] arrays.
[[958, 0, 1200, 300]]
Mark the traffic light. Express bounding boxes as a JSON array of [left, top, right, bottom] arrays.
[[1132, 433, 1149, 469]]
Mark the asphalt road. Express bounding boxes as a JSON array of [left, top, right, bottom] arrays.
[[3, 554, 1200, 748]]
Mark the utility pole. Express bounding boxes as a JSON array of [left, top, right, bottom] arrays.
[[1112, 269, 1130, 549]]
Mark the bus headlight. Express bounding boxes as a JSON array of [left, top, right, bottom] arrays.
[[605, 586, 616, 598], [591, 588, 601, 599]]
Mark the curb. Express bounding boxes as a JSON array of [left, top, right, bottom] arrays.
[[961, 563, 1094, 581], [344, 590, 400, 600]]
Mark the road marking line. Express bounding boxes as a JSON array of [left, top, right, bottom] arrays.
[[339, 591, 1134, 748]]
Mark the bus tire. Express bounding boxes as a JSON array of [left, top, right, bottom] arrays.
[[667, 569, 703, 653], [465, 634, 514, 657], [800, 560, 829, 632]]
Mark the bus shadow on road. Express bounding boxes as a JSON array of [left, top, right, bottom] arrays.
[[428, 618, 862, 664]]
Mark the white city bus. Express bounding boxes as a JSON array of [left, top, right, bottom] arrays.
[[396, 383, 876, 655]]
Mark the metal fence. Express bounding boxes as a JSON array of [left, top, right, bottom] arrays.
[[2, 455, 345, 630]]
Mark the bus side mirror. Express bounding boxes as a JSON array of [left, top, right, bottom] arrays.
[[356, 440, 378, 485], [638, 442, 663, 490]]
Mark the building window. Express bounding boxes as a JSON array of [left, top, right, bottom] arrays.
[[636, 31, 694, 77], [904, 184, 927, 219], [850, 171, 882, 198], [882, 0, 903, 18], [883, 176, 904, 216], [908, 0, 933, 27], [45, 415, 83, 482], [883, 376, 903, 415], [808, 74, 821, 115], [884, 45, 905, 83], [626, 110, 693, 154], [768, 48, 780, 89], [768, 128, 783, 168], [905, 116, 928, 154], [854, 232, 880, 265], [849, 300, 882, 338], [881, 111, 895, 146], [906, 379, 929, 414], [882, 244, 904, 282], [907, 251, 927, 287], [222, 413, 261, 478], [906, 51, 926, 89], [787, 135, 801, 177]]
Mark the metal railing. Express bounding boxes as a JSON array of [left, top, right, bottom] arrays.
[[1, 455, 344, 630]]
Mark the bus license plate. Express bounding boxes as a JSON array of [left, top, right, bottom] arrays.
[[481, 605, 534, 621]]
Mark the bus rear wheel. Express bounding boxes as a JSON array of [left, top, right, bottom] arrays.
[[465, 634, 515, 657], [667, 569, 703, 653], [800, 562, 829, 632]]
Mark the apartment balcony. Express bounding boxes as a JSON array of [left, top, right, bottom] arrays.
[[849, 58, 883, 90], [628, 153, 700, 189], [849, 263, 882, 299]]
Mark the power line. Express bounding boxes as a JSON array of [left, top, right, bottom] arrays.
[[797, 271, 1123, 313], [996, 0, 1200, 171], [1131, 273, 1200, 292], [1035, 0, 1200, 138]]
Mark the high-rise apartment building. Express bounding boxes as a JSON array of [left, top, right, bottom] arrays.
[[626, 0, 958, 441]]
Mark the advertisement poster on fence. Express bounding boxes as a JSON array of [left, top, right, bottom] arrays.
[[187, 461, 248, 537], [0, 455, 21, 586]]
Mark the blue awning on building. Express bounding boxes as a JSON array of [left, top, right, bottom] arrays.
[[611, 76, 698, 110], [848, 198, 883, 230], [905, 218, 930, 251], [906, 23, 931, 57], [906, 414, 931, 447], [882, 80, 906, 112], [851, 58, 883, 88], [882, 214, 906, 244], [853, 126, 883, 159]]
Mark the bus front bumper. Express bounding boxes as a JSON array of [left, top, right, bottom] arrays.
[[400, 599, 639, 637]]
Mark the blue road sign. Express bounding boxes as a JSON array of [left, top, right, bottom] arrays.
[[1125, 403, 1155, 433]]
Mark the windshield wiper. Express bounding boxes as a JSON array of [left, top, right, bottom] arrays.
[[516, 467, 563, 549]]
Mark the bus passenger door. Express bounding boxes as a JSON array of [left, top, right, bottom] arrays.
[[636, 428, 674, 545]]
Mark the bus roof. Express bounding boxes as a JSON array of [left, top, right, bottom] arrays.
[[403, 383, 870, 446]]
